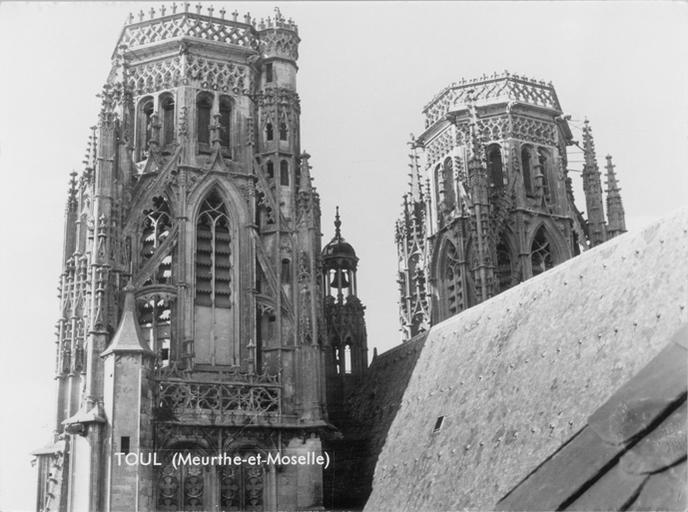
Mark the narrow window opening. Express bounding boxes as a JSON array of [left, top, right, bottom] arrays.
[[266, 161, 274, 180], [196, 93, 212, 145], [121, 436, 130, 454], [433, 416, 445, 433], [265, 63, 273, 83], [219, 96, 231, 148], [137, 97, 154, 160], [281, 259, 291, 284], [161, 94, 175, 146], [266, 123, 274, 141], [521, 146, 533, 195], [344, 345, 352, 375], [279, 122, 288, 141], [280, 160, 289, 186], [487, 145, 504, 189]]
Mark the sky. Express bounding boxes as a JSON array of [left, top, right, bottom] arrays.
[[0, 2, 686, 510]]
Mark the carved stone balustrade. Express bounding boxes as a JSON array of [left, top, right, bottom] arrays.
[[154, 365, 282, 426]]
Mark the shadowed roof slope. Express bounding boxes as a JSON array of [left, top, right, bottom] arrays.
[[365, 208, 688, 512]]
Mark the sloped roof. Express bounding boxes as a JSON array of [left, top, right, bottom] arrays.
[[497, 326, 687, 511], [364, 208, 688, 512]]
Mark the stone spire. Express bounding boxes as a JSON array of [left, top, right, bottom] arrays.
[[581, 119, 607, 246], [604, 155, 626, 239]]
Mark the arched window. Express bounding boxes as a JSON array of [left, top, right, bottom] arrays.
[[195, 190, 231, 308], [442, 157, 456, 210], [219, 95, 231, 148], [496, 239, 513, 292], [521, 145, 533, 195], [266, 161, 274, 180], [160, 93, 175, 146], [196, 93, 213, 145], [266, 122, 274, 141], [487, 145, 504, 189], [441, 242, 463, 318], [280, 160, 289, 186], [279, 122, 288, 141], [434, 164, 443, 222], [141, 196, 172, 261], [137, 96, 154, 160], [531, 226, 554, 276], [537, 148, 551, 197]]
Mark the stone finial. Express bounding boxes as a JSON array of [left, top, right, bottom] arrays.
[[232, 10, 238, 21], [138, 10, 145, 21], [149, 7, 155, 19], [219, 7, 225, 19], [161, 5, 166, 16], [334, 206, 342, 239]]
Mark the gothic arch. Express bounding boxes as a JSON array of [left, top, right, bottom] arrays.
[[186, 177, 250, 367], [496, 230, 518, 292], [521, 144, 535, 196], [486, 143, 504, 190], [159, 92, 175, 146], [219, 94, 232, 148], [136, 95, 154, 161], [196, 91, 213, 146], [526, 221, 568, 277], [432, 236, 465, 321]]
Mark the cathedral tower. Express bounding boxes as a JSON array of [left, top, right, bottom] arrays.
[[35, 6, 330, 511], [396, 72, 625, 340]]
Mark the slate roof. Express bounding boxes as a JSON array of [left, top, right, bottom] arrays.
[[497, 326, 687, 511], [330, 333, 427, 508], [364, 208, 688, 512]]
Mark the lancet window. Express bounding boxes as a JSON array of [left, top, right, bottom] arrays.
[[487, 144, 504, 189], [195, 191, 232, 309], [521, 145, 534, 195], [196, 92, 213, 145], [538, 148, 552, 198], [136, 96, 154, 161], [219, 95, 231, 148], [280, 160, 289, 186], [442, 242, 463, 317], [160, 93, 175, 146], [441, 157, 456, 210], [531, 226, 554, 276], [141, 197, 172, 262]]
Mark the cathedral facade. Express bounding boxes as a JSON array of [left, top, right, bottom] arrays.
[[33, 6, 366, 512], [396, 73, 626, 340]]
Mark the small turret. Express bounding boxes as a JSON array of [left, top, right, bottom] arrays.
[[322, 208, 368, 423]]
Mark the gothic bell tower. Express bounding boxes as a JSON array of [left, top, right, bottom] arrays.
[[322, 208, 368, 421], [396, 72, 627, 341], [35, 6, 329, 512]]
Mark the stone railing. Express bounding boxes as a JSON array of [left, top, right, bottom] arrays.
[[423, 72, 562, 127], [156, 378, 281, 424], [154, 363, 281, 425]]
